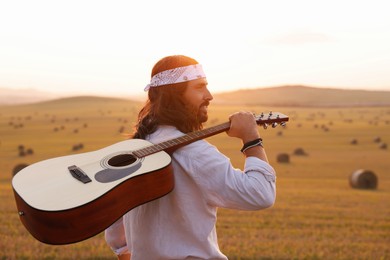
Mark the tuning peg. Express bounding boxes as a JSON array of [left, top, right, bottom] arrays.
[[263, 123, 268, 129], [272, 122, 278, 128]]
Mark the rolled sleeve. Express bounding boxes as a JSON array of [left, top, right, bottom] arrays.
[[244, 156, 276, 183]]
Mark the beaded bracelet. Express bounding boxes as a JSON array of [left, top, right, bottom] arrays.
[[240, 138, 263, 153]]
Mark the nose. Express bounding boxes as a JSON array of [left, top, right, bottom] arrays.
[[205, 88, 213, 101]]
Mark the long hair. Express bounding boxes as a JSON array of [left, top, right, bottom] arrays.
[[132, 55, 203, 139]]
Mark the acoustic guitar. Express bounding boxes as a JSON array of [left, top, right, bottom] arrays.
[[12, 111, 288, 245]]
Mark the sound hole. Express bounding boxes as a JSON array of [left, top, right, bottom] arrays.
[[107, 154, 137, 167]]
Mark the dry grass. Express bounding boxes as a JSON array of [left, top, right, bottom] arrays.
[[1, 98, 389, 259]]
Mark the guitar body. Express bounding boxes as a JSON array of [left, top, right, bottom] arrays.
[[12, 139, 173, 245]]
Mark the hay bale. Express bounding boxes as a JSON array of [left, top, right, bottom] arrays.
[[13, 163, 29, 176], [350, 139, 358, 145], [277, 153, 290, 163], [72, 143, 84, 151], [379, 143, 387, 150], [373, 136, 381, 143], [293, 148, 307, 156], [349, 169, 378, 190], [322, 126, 330, 132]]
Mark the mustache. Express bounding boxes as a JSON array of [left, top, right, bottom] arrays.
[[201, 100, 210, 107]]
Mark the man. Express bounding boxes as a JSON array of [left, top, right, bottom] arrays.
[[105, 55, 276, 260]]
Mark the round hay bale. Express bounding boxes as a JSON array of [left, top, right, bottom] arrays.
[[349, 169, 378, 190], [19, 150, 26, 157], [13, 163, 29, 176], [276, 153, 290, 163], [350, 139, 358, 145], [373, 136, 381, 143], [379, 143, 387, 150], [293, 148, 307, 156], [72, 143, 84, 151]]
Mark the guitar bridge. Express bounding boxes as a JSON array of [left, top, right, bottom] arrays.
[[68, 165, 92, 184]]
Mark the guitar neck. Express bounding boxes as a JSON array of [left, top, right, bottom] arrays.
[[132, 122, 231, 157], [132, 111, 289, 158]]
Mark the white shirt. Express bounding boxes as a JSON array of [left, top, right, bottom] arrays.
[[105, 125, 276, 259]]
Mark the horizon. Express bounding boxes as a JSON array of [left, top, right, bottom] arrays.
[[2, 84, 390, 101], [1, 0, 390, 96], [2, 84, 390, 107]]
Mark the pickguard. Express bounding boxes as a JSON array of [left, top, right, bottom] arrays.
[[95, 162, 142, 183]]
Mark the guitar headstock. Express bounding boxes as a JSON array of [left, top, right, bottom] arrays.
[[255, 111, 289, 129]]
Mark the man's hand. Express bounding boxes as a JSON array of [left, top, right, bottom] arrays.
[[118, 254, 130, 260], [227, 111, 260, 142], [227, 111, 269, 162]]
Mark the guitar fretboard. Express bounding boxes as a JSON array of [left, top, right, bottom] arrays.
[[132, 122, 230, 158]]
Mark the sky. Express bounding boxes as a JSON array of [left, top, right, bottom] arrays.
[[1, 0, 390, 98]]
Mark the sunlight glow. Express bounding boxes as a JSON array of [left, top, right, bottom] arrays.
[[0, 0, 389, 97]]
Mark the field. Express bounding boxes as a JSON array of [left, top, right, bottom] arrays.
[[1, 96, 389, 259]]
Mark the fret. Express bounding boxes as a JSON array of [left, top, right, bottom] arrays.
[[145, 147, 153, 153], [132, 150, 143, 158], [167, 140, 178, 146], [159, 143, 168, 149]]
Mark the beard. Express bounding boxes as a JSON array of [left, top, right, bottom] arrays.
[[185, 100, 210, 129], [197, 100, 210, 123]]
